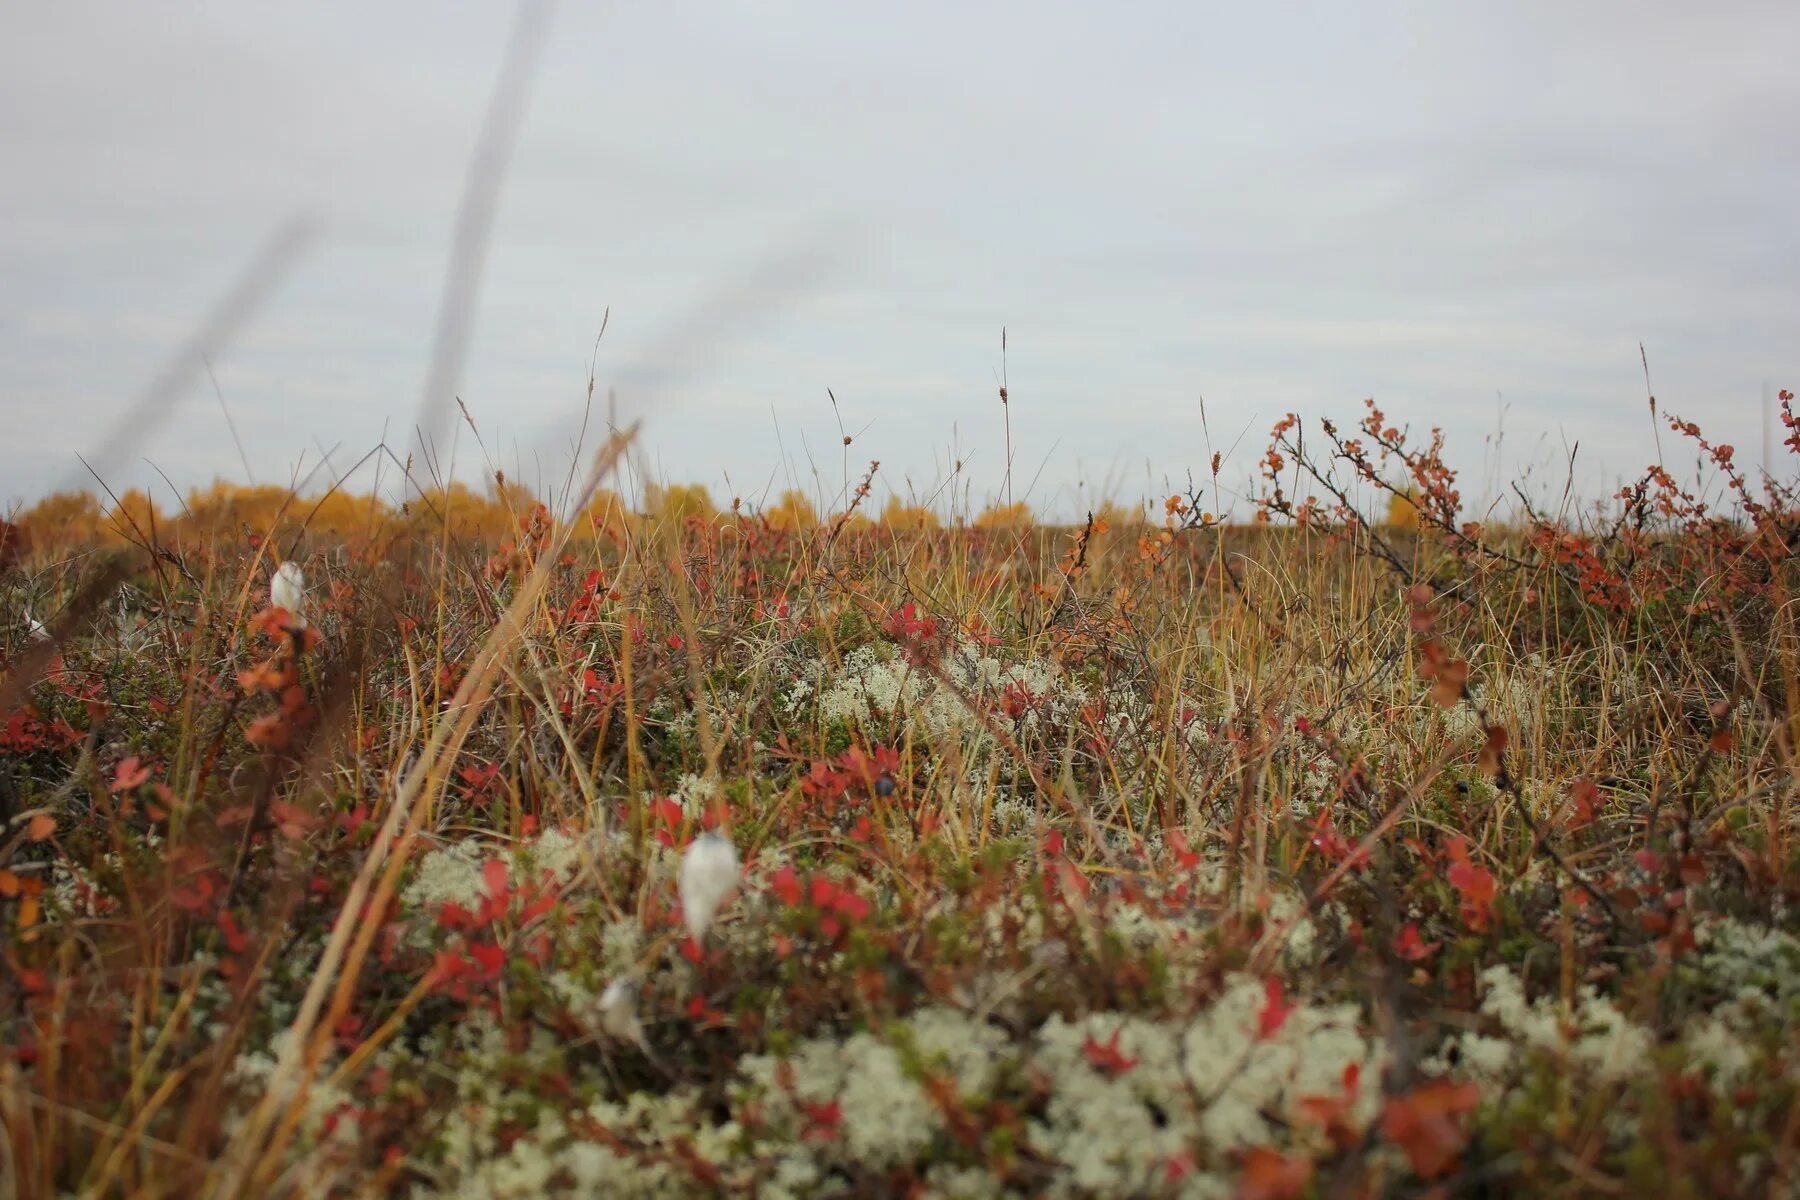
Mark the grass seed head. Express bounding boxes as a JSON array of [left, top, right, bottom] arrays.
[[679, 830, 740, 941], [271, 560, 307, 628]]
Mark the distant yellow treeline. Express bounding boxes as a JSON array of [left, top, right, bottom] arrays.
[[6, 479, 1146, 554]]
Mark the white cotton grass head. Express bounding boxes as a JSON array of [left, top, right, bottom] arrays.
[[596, 978, 646, 1046], [24, 611, 51, 642], [678, 830, 740, 941], [271, 561, 307, 627]]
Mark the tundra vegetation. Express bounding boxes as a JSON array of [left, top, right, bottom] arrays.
[[3, 395, 1799, 1198]]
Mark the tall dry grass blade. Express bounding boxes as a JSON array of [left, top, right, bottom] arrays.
[[410, 0, 553, 472], [205, 426, 635, 1198], [56, 218, 316, 497]]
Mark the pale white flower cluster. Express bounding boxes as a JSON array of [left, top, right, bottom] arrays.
[[734, 1005, 1010, 1184], [987, 795, 1037, 834], [644, 694, 698, 741], [646, 689, 743, 746], [401, 826, 600, 917], [516, 825, 594, 886], [960, 858, 1319, 1005], [417, 1013, 751, 1199], [787, 642, 1084, 747], [1029, 1014, 1196, 1193], [1031, 976, 1381, 1196], [1417, 924, 1798, 1152], [731, 977, 1380, 1199], [669, 771, 722, 818], [923, 1164, 1012, 1200], [223, 955, 1394, 1198], [50, 858, 104, 918], [1468, 965, 1651, 1086], [228, 1028, 356, 1145], [748, 1031, 939, 1167], [401, 837, 489, 913], [1683, 1002, 1764, 1084], [1694, 916, 1800, 1004], [599, 919, 647, 976], [1677, 917, 1800, 1084]]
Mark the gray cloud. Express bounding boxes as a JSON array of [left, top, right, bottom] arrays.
[[3, 2, 1795, 519]]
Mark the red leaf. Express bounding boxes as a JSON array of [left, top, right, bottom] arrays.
[[244, 712, 291, 749], [1257, 976, 1298, 1040], [482, 859, 511, 904], [428, 949, 467, 988], [1476, 724, 1508, 776], [438, 901, 475, 931], [517, 889, 556, 924], [1054, 859, 1090, 900], [1237, 1146, 1314, 1200], [1308, 811, 1369, 869], [1565, 777, 1600, 828], [218, 911, 251, 955], [1445, 837, 1497, 931], [1678, 853, 1706, 886], [457, 761, 502, 797], [215, 804, 255, 827], [1296, 1063, 1364, 1151], [838, 891, 871, 922], [1081, 1028, 1139, 1077], [110, 756, 152, 793], [268, 800, 316, 839], [800, 1099, 843, 1143], [467, 941, 506, 977], [1394, 922, 1440, 962], [1381, 1079, 1480, 1180], [770, 864, 803, 907]]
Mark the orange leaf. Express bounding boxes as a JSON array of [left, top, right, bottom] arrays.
[[1237, 1146, 1313, 1200], [1476, 725, 1507, 776], [110, 756, 152, 793], [1565, 777, 1601, 828], [1381, 1078, 1480, 1180], [247, 606, 288, 640], [0, 869, 19, 898], [1445, 837, 1497, 931], [244, 713, 292, 749], [26, 813, 56, 842], [1430, 659, 1469, 708]]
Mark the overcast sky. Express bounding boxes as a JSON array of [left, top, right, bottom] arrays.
[[3, 2, 1796, 521]]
